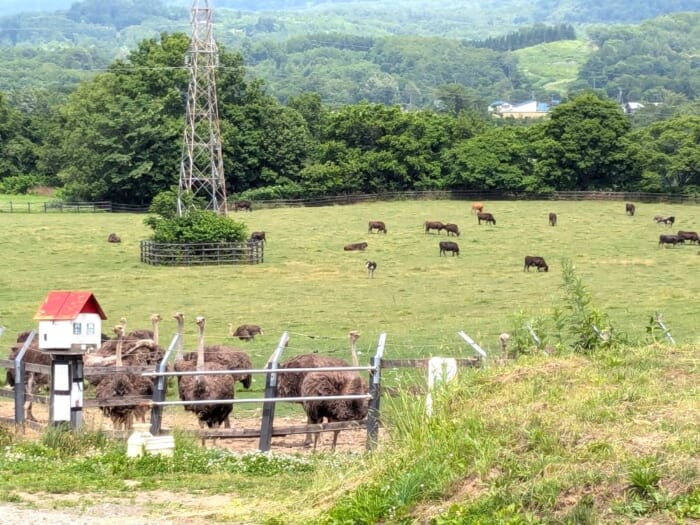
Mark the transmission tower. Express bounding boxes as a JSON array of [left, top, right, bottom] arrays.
[[177, 0, 228, 216]]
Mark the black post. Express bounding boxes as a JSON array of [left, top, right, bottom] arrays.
[[366, 332, 386, 450], [258, 332, 289, 452]]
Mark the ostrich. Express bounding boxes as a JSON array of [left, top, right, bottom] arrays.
[[95, 324, 153, 430], [499, 333, 510, 363], [5, 331, 51, 421], [176, 316, 234, 430], [230, 323, 264, 341], [299, 330, 369, 450], [276, 330, 362, 447]]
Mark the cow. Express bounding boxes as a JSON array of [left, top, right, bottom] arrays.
[[344, 242, 368, 251], [443, 223, 460, 236], [439, 241, 459, 256], [107, 233, 121, 243], [625, 203, 636, 216], [368, 221, 387, 234], [477, 212, 496, 225], [471, 202, 484, 214], [424, 221, 445, 234], [233, 200, 253, 212], [365, 260, 377, 278], [654, 215, 675, 226], [658, 234, 683, 247], [249, 231, 266, 243], [524, 256, 548, 272], [677, 230, 700, 244], [548, 213, 557, 226]]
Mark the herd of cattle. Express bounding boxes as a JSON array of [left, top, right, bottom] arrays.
[[343, 200, 698, 275]]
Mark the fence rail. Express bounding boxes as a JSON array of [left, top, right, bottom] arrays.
[[140, 240, 264, 266], [1, 191, 697, 214]]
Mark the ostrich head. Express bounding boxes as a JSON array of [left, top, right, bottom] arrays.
[[348, 330, 360, 366], [113, 324, 126, 366], [150, 313, 162, 344], [195, 316, 206, 370], [172, 312, 185, 357], [499, 333, 510, 359]]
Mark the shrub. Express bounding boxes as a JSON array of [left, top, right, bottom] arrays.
[[0, 175, 42, 194], [144, 209, 247, 243]]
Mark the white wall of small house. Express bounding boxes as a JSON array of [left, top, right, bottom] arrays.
[[38, 313, 102, 350]]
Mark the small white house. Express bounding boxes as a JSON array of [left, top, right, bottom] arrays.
[[34, 291, 107, 351]]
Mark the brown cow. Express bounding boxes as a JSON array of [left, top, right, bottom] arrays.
[[471, 202, 484, 214], [439, 241, 459, 256], [249, 231, 266, 243], [443, 223, 460, 236], [677, 230, 699, 244], [424, 221, 445, 234], [654, 215, 675, 226], [233, 200, 252, 212], [659, 234, 683, 247], [625, 203, 636, 216], [524, 256, 548, 272], [477, 212, 496, 225], [368, 221, 387, 234], [344, 242, 368, 251], [548, 213, 557, 226]]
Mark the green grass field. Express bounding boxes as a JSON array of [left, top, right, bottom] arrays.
[[514, 39, 594, 95], [1, 199, 698, 366]]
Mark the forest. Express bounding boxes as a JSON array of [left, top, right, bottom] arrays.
[[0, 1, 699, 203]]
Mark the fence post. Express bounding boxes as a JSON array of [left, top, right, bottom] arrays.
[[366, 332, 386, 450], [457, 331, 488, 364], [150, 332, 180, 435], [13, 330, 36, 426], [258, 332, 289, 452]]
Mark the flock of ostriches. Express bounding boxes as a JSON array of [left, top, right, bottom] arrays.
[[5, 314, 369, 451]]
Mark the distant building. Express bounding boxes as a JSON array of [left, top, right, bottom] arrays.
[[489, 100, 551, 119], [623, 102, 645, 114]]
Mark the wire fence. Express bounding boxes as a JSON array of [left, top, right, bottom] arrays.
[[0, 191, 698, 214]]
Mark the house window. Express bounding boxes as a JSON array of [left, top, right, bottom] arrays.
[[72, 322, 82, 335], [87, 323, 95, 336]]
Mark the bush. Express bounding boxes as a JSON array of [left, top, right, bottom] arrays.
[[149, 189, 208, 219], [144, 209, 247, 243], [0, 175, 42, 194]]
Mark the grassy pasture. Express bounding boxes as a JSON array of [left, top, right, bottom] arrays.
[[0, 199, 698, 367]]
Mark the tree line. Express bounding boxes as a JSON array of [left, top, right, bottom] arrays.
[[0, 32, 698, 205]]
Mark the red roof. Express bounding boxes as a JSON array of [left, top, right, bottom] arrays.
[[34, 291, 107, 321]]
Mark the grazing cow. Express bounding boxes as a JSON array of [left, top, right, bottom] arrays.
[[477, 212, 496, 225], [677, 230, 699, 244], [439, 241, 459, 256], [249, 231, 266, 243], [368, 221, 387, 234], [471, 202, 484, 214], [548, 212, 557, 226], [233, 200, 252, 212], [424, 221, 445, 234], [344, 242, 368, 251], [654, 215, 675, 226], [658, 234, 683, 247], [524, 255, 549, 272], [365, 260, 377, 278], [107, 233, 121, 243], [443, 223, 460, 236], [625, 203, 636, 216]]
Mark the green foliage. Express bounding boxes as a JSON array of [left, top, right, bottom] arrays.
[[560, 258, 615, 352], [0, 174, 42, 194], [148, 188, 207, 219], [144, 209, 247, 243], [40, 425, 108, 456]]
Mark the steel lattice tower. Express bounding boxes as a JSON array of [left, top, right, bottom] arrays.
[[177, 0, 228, 216]]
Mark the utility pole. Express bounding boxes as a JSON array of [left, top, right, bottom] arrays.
[[177, 0, 228, 216]]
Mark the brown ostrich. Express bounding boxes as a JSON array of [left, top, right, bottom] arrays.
[[182, 344, 253, 390], [84, 314, 164, 386], [5, 331, 51, 421], [299, 330, 369, 450], [95, 324, 153, 430], [230, 323, 264, 341], [176, 316, 234, 430]]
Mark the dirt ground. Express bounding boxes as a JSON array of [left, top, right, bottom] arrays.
[[0, 395, 377, 524]]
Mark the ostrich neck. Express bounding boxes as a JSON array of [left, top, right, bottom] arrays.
[[116, 335, 123, 367], [196, 328, 205, 371], [175, 319, 184, 360], [350, 342, 359, 367], [152, 320, 160, 345]]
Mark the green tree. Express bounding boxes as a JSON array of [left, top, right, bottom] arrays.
[[532, 92, 642, 190]]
